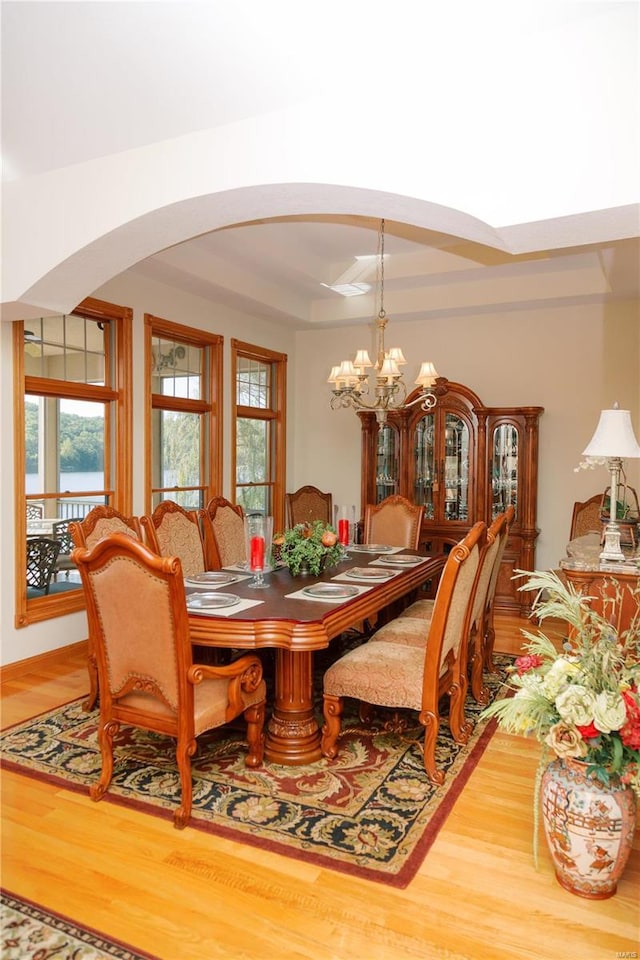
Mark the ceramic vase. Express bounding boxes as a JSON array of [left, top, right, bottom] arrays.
[[540, 756, 637, 899]]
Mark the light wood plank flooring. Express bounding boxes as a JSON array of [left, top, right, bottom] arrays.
[[2, 616, 638, 960]]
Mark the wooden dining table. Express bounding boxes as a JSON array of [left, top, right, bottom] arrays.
[[187, 549, 445, 765]]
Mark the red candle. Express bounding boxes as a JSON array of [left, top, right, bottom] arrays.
[[338, 519, 349, 546], [250, 535, 265, 569]]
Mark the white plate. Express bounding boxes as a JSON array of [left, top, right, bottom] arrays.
[[301, 583, 360, 599], [345, 567, 394, 579], [352, 544, 395, 553], [384, 555, 421, 565], [186, 592, 241, 611], [185, 572, 238, 587]]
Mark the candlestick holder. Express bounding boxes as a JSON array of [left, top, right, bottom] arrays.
[[243, 515, 273, 588]]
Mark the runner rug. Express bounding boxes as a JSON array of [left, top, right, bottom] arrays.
[[1, 889, 160, 960], [0, 655, 510, 889]]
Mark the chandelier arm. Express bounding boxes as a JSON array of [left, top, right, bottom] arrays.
[[403, 390, 438, 411]]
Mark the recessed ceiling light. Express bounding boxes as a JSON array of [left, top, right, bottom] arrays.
[[320, 282, 372, 297]]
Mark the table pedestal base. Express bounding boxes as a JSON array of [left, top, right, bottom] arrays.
[[264, 649, 322, 765]]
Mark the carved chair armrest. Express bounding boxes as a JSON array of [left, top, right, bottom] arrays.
[[187, 655, 264, 716]]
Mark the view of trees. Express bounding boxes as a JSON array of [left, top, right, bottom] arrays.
[[25, 401, 104, 474]]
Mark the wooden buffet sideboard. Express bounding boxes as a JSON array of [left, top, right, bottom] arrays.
[[358, 377, 543, 613], [561, 566, 640, 641]]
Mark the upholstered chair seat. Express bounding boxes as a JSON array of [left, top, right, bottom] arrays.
[[323, 641, 448, 712], [399, 598, 435, 620], [367, 616, 430, 648]]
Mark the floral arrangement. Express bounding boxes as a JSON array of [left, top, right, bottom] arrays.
[[482, 569, 640, 797], [274, 521, 343, 576]]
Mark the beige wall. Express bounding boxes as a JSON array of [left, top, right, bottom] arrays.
[[1, 280, 638, 666], [292, 301, 640, 573]]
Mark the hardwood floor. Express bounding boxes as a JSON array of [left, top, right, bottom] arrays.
[[2, 616, 638, 960]]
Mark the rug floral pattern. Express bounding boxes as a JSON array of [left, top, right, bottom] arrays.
[[1, 657, 510, 886]]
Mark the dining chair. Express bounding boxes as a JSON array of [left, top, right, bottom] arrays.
[[52, 517, 84, 579], [199, 497, 246, 569], [285, 485, 333, 528], [69, 507, 144, 711], [363, 495, 424, 550], [396, 507, 515, 705], [69, 505, 143, 548], [140, 500, 206, 577], [26, 502, 44, 521], [321, 521, 487, 786], [569, 493, 603, 541], [72, 533, 266, 829], [26, 537, 61, 595]]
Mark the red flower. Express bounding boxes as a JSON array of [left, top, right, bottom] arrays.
[[514, 654, 544, 675], [576, 721, 599, 741]]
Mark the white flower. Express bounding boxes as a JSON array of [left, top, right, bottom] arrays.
[[555, 685, 596, 726], [592, 691, 627, 733], [540, 659, 579, 700]]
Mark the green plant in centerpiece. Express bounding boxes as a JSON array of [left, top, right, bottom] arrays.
[[482, 569, 640, 795], [275, 521, 343, 576]]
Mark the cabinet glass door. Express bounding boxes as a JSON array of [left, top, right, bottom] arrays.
[[443, 414, 469, 521], [375, 423, 399, 503], [413, 414, 436, 519], [492, 423, 519, 518]]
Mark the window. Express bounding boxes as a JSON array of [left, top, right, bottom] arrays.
[[145, 315, 222, 510], [15, 298, 132, 626], [232, 339, 287, 531]]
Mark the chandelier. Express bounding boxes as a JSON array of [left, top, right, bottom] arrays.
[[328, 219, 439, 426]]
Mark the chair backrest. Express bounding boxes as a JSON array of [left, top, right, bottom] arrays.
[[485, 505, 515, 613], [69, 506, 143, 550], [140, 501, 206, 578], [26, 502, 44, 520], [52, 518, 75, 555], [285, 486, 333, 527], [570, 494, 602, 540], [26, 537, 61, 593], [200, 497, 246, 569], [426, 521, 487, 669], [72, 534, 191, 719], [364, 495, 424, 549]]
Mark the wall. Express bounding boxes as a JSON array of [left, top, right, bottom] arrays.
[[292, 300, 640, 573], [1, 283, 638, 667]]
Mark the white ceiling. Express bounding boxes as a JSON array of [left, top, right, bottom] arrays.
[[2, 1, 638, 328]]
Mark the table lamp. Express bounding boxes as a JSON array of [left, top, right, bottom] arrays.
[[582, 403, 640, 562]]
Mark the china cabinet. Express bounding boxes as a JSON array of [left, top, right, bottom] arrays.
[[358, 378, 543, 612]]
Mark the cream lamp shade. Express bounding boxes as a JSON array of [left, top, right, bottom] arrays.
[[582, 406, 640, 459]]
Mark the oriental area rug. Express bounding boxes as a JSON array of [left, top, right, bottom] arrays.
[[1, 890, 160, 960], [0, 656, 511, 889]]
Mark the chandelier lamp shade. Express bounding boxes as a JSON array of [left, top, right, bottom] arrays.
[[328, 219, 439, 426], [582, 403, 640, 562]]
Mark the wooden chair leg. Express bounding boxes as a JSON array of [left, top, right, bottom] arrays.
[[83, 644, 99, 712], [244, 701, 265, 767], [174, 736, 197, 829], [90, 719, 117, 802], [419, 709, 445, 786], [321, 694, 343, 758]]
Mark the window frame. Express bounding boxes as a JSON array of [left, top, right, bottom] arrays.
[[14, 297, 133, 627], [231, 338, 287, 532], [144, 314, 222, 511]]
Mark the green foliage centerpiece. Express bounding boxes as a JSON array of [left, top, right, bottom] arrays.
[[275, 521, 343, 576]]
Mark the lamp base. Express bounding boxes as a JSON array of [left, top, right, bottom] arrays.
[[599, 522, 626, 563]]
